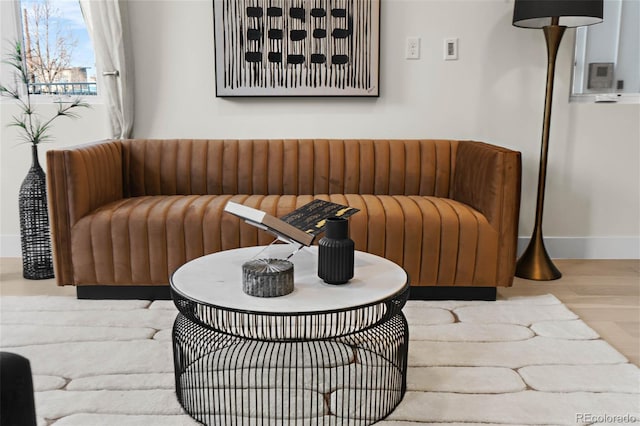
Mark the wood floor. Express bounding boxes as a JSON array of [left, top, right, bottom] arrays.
[[1, 258, 638, 365]]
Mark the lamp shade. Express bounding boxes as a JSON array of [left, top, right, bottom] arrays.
[[513, 0, 603, 28]]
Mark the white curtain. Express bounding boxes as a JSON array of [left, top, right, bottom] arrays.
[[80, 0, 134, 139]]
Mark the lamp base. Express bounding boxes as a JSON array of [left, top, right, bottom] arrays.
[[515, 234, 562, 281]]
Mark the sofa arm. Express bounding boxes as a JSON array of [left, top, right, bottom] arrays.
[[47, 140, 124, 285], [451, 140, 521, 284]]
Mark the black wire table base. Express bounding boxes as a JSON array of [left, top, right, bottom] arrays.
[[171, 297, 409, 425]]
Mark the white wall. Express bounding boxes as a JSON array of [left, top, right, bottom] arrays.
[[1, 0, 638, 258]]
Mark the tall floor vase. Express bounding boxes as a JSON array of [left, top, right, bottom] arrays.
[[19, 145, 54, 279]]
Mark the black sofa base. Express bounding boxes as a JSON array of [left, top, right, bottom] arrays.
[[77, 286, 171, 300], [77, 285, 496, 301], [408, 286, 497, 301]]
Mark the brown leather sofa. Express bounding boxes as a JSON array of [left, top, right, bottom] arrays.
[[47, 139, 521, 299]]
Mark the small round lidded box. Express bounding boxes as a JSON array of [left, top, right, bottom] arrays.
[[242, 258, 294, 297]]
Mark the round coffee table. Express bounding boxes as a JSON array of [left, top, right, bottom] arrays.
[[170, 245, 409, 425]]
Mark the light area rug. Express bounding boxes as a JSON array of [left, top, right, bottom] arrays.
[[0, 294, 638, 426]]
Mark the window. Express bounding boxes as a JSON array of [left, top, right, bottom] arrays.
[[19, 0, 97, 97], [571, 0, 639, 102]]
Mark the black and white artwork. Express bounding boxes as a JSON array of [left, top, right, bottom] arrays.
[[213, 0, 380, 96]]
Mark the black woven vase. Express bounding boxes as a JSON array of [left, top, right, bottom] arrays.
[[19, 145, 54, 280], [317, 217, 354, 284]]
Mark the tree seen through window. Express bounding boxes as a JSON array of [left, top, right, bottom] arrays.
[[21, 0, 97, 96]]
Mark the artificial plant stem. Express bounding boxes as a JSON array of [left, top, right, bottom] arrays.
[[17, 42, 36, 145]]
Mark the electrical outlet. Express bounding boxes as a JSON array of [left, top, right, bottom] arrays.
[[444, 38, 458, 60], [406, 37, 420, 59]]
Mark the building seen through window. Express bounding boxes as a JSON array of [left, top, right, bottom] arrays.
[[21, 0, 97, 96], [572, 0, 639, 100]]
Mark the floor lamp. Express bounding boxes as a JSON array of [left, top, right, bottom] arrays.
[[512, 0, 603, 281]]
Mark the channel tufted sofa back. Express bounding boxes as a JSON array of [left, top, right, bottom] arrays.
[[121, 139, 458, 197]]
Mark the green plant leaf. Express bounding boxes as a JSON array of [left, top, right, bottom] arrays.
[[1, 39, 90, 145]]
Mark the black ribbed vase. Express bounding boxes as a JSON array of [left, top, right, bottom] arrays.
[[19, 145, 54, 280], [317, 217, 354, 284]]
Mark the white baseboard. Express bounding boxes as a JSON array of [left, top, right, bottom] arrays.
[[2, 234, 639, 259], [517, 236, 640, 259], [1, 234, 21, 257]]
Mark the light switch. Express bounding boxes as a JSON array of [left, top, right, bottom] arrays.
[[444, 38, 458, 61]]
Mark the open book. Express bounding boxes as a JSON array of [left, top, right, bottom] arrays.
[[224, 199, 359, 247], [279, 199, 359, 235]]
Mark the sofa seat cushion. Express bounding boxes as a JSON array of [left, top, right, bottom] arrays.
[[71, 194, 500, 286]]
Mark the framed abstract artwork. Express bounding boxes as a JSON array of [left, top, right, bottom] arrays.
[[213, 0, 380, 97]]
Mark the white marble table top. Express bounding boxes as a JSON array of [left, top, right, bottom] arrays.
[[171, 245, 408, 314]]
